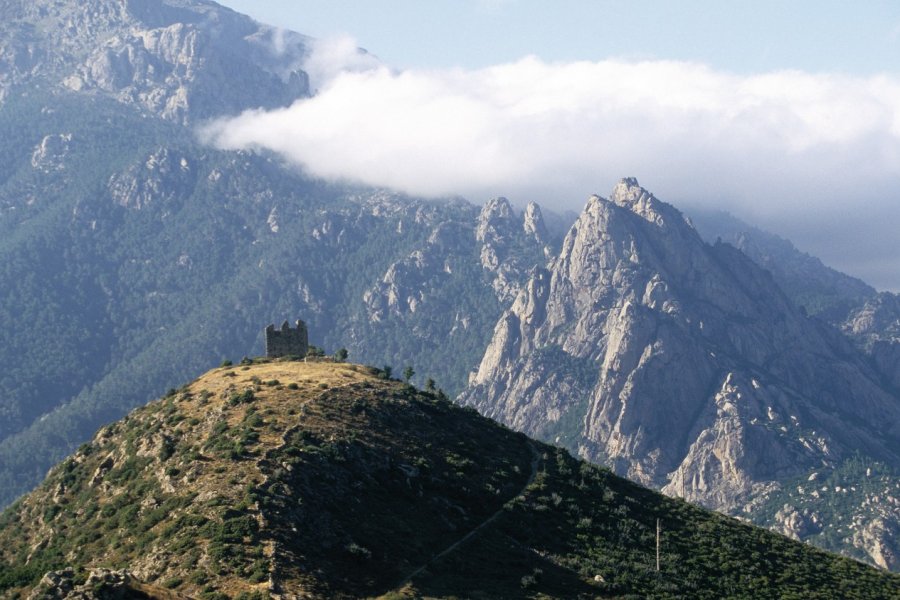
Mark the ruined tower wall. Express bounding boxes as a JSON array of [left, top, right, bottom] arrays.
[[265, 319, 309, 358]]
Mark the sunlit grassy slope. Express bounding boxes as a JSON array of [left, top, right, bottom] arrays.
[[1, 359, 898, 599]]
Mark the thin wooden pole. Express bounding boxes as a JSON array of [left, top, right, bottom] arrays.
[[656, 518, 661, 572]]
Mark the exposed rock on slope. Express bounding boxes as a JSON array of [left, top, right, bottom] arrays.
[[841, 292, 900, 352], [363, 221, 476, 321], [1, 0, 311, 121], [362, 196, 549, 321], [523, 200, 549, 246], [692, 210, 900, 395], [751, 457, 900, 571], [460, 178, 900, 568], [475, 197, 549, 302], [108, 147, 197, 210], [844, 292, 900, 348], [843, 292, 900, 390]]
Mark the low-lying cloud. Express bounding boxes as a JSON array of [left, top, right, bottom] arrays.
[[202, 48, 900, 290], [300, 34, 382, 92]]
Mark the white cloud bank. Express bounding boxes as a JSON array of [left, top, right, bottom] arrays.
[[299, 34, 382, 92], [202, 49, 900, 289]]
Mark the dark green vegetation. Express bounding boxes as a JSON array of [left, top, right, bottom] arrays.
[[1, 361, 897, 599], [258, 379, 533, 597], [411, 449, 900, 600], [750, 456, 900, 563]]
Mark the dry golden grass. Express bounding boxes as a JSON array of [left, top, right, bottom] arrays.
[[0, 358, 387, 599], [181, 360, 376, 447], [190, 360, 373, 400], [162, 359, 381, 597]]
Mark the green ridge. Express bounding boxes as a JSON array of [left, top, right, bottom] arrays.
[[1, 360, 897, 599]]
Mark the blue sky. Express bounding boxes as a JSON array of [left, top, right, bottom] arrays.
[[215, 1, 900, 290], [222, 0, 900, 75]]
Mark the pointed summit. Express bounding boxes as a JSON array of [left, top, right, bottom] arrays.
[[608, 177, 678, 227], [461, 180, 900, 568], [476, 197, 515, 241], [610, 177, 646, 205], [522, 201, 548, 243]]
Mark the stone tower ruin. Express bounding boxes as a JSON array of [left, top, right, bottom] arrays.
[[265, 319, 309, 358]]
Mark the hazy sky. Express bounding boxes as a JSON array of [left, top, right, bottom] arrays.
[[222, 1, 900, 75], [215, 1, 900, 291]]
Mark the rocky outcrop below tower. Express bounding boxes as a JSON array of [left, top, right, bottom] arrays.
[[460, 178, 900, 568]]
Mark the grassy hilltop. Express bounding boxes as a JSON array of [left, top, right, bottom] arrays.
[[1, 359, 898, 599]]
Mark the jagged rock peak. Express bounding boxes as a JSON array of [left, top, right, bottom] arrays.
[[478, 196, 514, 219], [608, 177, 672, 223], [460, 179, 900, 570], [583, 178, 697, 235], [523, 201, 547, 242], [475, 197, 516, 242], [610, 177, 646, 204]]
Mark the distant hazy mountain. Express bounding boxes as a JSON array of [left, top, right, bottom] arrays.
[[460, 179, 900, 569], [691, 208, 900, 403], [689, 209, 876, 323]]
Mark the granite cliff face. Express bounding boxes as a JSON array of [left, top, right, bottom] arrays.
[[460, 178, 900, 567], [844, 292, 900, 348], [474, 197, 550, 303], [362, 196, 551, 323], [0, 0, 310, 122], [843, 292, 900, 391]]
